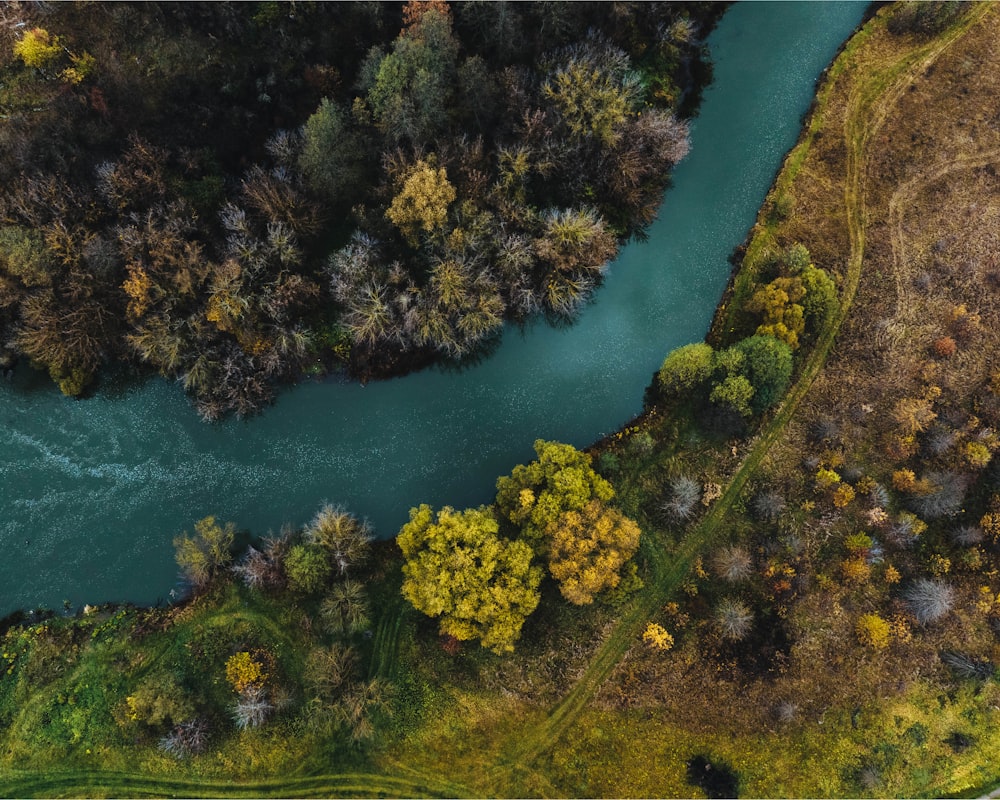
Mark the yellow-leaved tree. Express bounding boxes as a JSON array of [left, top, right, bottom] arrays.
[[13, 28, 62, 69], [385, 159, 456, 244], [398, 504, 542, 653], [546, 499, 640, 604]]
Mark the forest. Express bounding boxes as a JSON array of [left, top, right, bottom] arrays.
[[0, 0, 714, 418]]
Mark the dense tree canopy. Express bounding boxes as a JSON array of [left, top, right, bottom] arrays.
[[0, 0, 715, 417]]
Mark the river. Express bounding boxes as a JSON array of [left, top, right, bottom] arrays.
[[0, 2, 867, 614]]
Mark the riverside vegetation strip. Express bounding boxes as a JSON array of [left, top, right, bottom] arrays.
[[6, 3, 1000, 798]]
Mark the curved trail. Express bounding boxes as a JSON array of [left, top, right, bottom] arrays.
[[2, 8, 994, 799]]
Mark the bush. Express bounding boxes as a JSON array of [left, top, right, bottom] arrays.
[[284, 543, 333, 594], [712, 546, 753, 582], [716, 598, 753, 640], [662, 475, 701, 522], [904, 578, 955, 625], [856, 613, 891, 649]]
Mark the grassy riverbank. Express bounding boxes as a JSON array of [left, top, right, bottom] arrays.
[[4, 3, 1000, 797]]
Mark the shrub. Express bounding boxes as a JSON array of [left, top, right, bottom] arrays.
[[232, 686, 273, 730], [856, 613, 891, 649], [712, 546, 753, 582], [933, 336, 957, 358], [904, 578, 955, 625], [225, 651, 267, 693], [662, 475, 701, 522], [284, 543, 332, 594], [716, 598, 753, 640], [658, 342, 714, 394], [752, 489, 786, 522], [642, 622, 674, 651], [159, 718, 211, 759]]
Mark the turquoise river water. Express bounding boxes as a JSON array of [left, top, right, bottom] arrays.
[[0, 2, 867, 614]]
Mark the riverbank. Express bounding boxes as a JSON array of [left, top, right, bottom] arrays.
[[12, 2, 999, 797]]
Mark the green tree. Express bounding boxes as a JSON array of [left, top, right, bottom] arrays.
[[546, 499, 641, 605], [495, 439, 615, 551], [658, 342, 714, 394], [363, 6, 459, 144], [709, 374, 754, 418], [284, 543, 332, 594], [299, 99, 366, 205], [173, 515, 236, 589], [398, 504, 542, 653], [798, 264, 838, 326], [733, 334, 794, 414]]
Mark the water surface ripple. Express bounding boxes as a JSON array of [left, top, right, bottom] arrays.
[[0, 3, 866, 613]]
